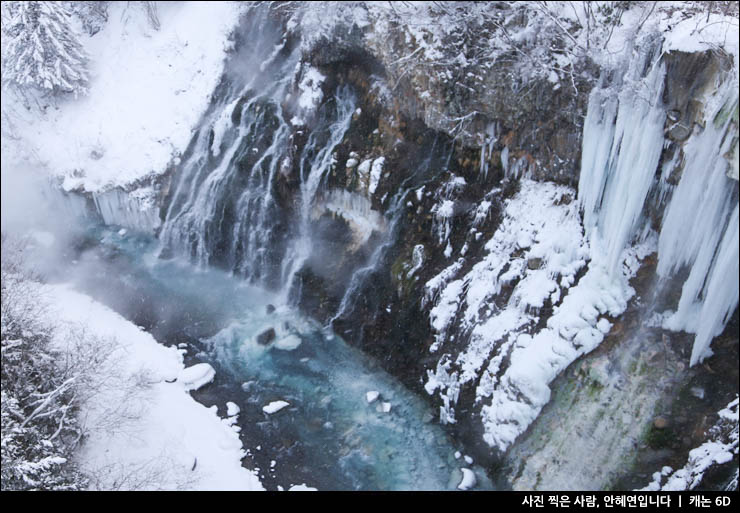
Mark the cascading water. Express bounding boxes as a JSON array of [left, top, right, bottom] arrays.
[[280, 86, 357, 300], [158, 7, 304, 288], [329, 135, 455, 329]]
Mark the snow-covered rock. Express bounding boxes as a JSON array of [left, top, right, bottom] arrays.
[[179, 363, 216, 392], [263, 400, 290, 415], [457, 468, 476, 490]]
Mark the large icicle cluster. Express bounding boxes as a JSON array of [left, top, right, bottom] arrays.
[[656, 83, 739, 365], [578, 36, 739, 366], [424, 33, 738, 453], [578, 37, 667, 276]]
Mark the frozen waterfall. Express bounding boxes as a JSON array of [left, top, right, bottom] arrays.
[[578, 38, 739, 366]]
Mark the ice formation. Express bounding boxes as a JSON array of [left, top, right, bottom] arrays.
[[579, 38, 739, 366]]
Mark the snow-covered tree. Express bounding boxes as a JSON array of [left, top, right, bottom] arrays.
[[67, 1, 109, 36], [0, 234, 87, 491], [1, 1, 89, 98]]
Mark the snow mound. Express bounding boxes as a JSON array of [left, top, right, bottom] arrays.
[[457, 468, 476, 490]]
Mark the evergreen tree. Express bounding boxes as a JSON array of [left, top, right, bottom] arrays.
[[1, 1, 89, 98]]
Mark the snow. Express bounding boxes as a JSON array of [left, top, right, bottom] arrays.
[[226, 402, 241, 417], [424, 178, 653, 450], [4, 1, 243, 193], [262, 400, 290, 415], [457, 468, 476, 490], [295, 65, 325, 117], [288, 483, 318, 491], [274, 334, 302, 351], [43, 284, 263, 491], [368, 157, 385, 196], [661, 11, 740, 59], [179, 363, 216, 392]]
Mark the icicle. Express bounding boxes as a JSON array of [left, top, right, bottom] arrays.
[[689, 204, 739, 365], [479, 122, 496, 180], [579, 35, 739, 366], [657, 81, 739, 365], [93, 187, 160, 234], [578, 42, 666, 276]]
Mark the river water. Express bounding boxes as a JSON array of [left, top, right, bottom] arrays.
[[42, 224, 494, 490]]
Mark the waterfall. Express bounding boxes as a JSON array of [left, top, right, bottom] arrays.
[[578, 35, 739, 366], [280, 86, 357, 299], [158, 7, 302, 287], [159, 87, 292, 286], [330, 135, 454, 328], [158, 9, 363, 299]]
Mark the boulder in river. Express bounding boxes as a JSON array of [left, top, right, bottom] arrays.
[[257, 328, 276, 345]]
